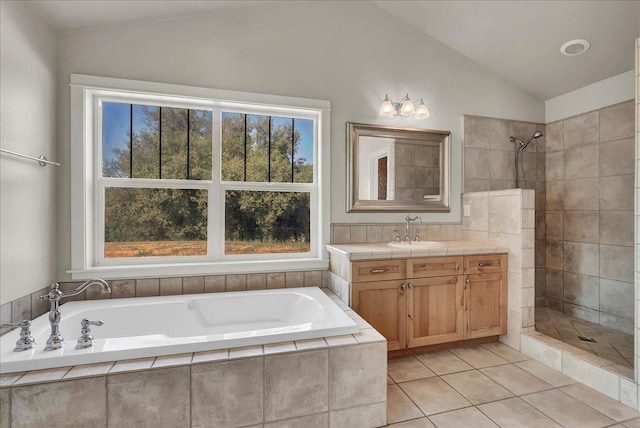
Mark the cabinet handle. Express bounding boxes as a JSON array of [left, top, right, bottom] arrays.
[[478, 262, 492, 267], [369, 268, 389, 274], [408, 283, 413, 289], [465, 277, 470, 286]]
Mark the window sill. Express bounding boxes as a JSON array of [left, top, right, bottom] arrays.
[[68, 258, 329, 280]]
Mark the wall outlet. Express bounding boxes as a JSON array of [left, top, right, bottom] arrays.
[[463, 204, 471, 217]]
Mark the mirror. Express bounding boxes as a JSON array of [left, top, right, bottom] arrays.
[[347, 122, 450, 212]]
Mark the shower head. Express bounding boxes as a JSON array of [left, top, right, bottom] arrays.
[[521, 130, 544, 149]]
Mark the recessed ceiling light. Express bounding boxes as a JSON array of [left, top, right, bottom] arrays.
[[560, 39, 591, 56]]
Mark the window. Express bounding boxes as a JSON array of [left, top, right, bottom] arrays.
[[70, 75, 330, 278]]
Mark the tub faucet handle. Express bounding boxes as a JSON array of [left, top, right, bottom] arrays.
[[75, 318, 104, 349], [0, 320, 36, 352]]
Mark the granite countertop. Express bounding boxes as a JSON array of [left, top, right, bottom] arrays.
[[326, 241, 509, 261]]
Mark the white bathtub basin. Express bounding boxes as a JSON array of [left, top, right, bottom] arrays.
[[387, 241, 446, 249], [0, 287, 358, 373]]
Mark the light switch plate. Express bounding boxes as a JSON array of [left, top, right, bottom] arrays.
[[463, 204, 471, 217]]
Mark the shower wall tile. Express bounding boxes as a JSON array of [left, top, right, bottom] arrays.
[[546, 151, 563, 181], [182, 276, 204, 294], [490, 118, 514, 150], [600, 245, 634, 283], [464, 116, 491, 148], [563, 178, 599, 211], [600, 175, 634, 210], [563, 272, 599, 310], [600, 211, 634, 246], [563, 111, 599, 149], [545, 121, 564, 153], [600, 101, 635, 143], [563, 145, 599, 179], [542, 100, 635, 333], [546, 241, 564, 270], [564, 242, 599, 277], [600, 279, 634, 319], [563, 211, 599, 243], [600, 138, 635, 176], [465, 148, 492, 179]]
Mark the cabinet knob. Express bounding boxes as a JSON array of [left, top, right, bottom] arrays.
[[400, 284, 406, 291], [408, 283, 413, 289]]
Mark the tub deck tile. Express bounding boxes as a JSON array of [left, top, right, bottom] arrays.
[[152, 353, 193, 368], [13, 366, 71, 386], [264, 342, 297, 355], [230, 345, 264, 359], [109, 357, 155, 374], [326, 335, 359, 347], [193, 349, 229, 364], [64, 361, 114, 380], [295, 338, 328, 351], [0, 371, 25, 388]]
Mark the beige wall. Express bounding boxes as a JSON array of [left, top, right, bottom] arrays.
[[0, 2, 59, 305], [545, 100, 636, 334]]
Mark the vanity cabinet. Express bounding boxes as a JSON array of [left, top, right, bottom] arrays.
[[349, 253, 507, 351]]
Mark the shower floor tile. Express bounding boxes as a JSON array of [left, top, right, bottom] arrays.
[[535, 307, 634, 371]]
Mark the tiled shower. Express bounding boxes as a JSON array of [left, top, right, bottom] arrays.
[[463, 101, 636, 370]]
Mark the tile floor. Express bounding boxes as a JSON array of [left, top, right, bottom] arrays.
[[385, 343, 640, 427], [535, 307, 635, 371]]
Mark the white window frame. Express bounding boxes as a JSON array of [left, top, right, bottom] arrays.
[[69, 74, 331, 280]]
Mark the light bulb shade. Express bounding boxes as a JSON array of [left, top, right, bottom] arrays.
[[399, 95, 415, 117], [414, 99, 430, 120], [379, 95, 396, 117]]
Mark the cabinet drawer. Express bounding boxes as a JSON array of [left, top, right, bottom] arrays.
[[464, 254, 507, 274], [352, 259, 407, 282], [409, 256, 463, 278]]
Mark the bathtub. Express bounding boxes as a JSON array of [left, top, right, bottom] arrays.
[[0, 287, 359, 373]]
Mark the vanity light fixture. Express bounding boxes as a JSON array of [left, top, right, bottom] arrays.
[[379, 94, 430, 120]]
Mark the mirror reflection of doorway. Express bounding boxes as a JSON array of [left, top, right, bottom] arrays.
[[377, 156, 387, 200]]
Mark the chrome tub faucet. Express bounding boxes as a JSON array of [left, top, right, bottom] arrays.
[[38, 279, 111, 351]]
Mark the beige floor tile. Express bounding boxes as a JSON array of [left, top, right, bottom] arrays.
[[399, 377, 471, 416], [428, 407, 498, 428], [388, 384, 424, 424], [387, 417, 435, 427], [623, 418, 640, 427], [450, 346, 509, 368], [415, 350, 473, 375], [560, 384, 640, 422], [388, 375, 395, 385], [481, 342, 530, 363], [521, 389, 614, 428], [515, 360, 577, 387], [388, 356, 437, 383], [478, 397, 561, 428], [441, 370, 513, 405], [480, 364, 553, 395]]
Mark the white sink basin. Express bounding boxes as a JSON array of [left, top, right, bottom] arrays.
[[388, 241, 446, 249]]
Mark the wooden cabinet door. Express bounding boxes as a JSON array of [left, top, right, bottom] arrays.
[[407, 275, 465, 348], [465, 272, 507, 339], [352, 280, 407, 351]]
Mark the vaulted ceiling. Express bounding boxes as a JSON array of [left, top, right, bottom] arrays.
[[26, 0, 640, 100]]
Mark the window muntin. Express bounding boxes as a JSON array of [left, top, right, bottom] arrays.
[[96, 95, 317, 265]]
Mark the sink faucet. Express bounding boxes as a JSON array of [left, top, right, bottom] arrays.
[[404, 215, 423, 242], [38, 279, 111, 351]]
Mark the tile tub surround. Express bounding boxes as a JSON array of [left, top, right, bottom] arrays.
[[0, 289, 388, 428], [0, 270, 324, 337], [461, 189, 536, 351], [545, 99, 636, 335], [462, 115, 546, 310]]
